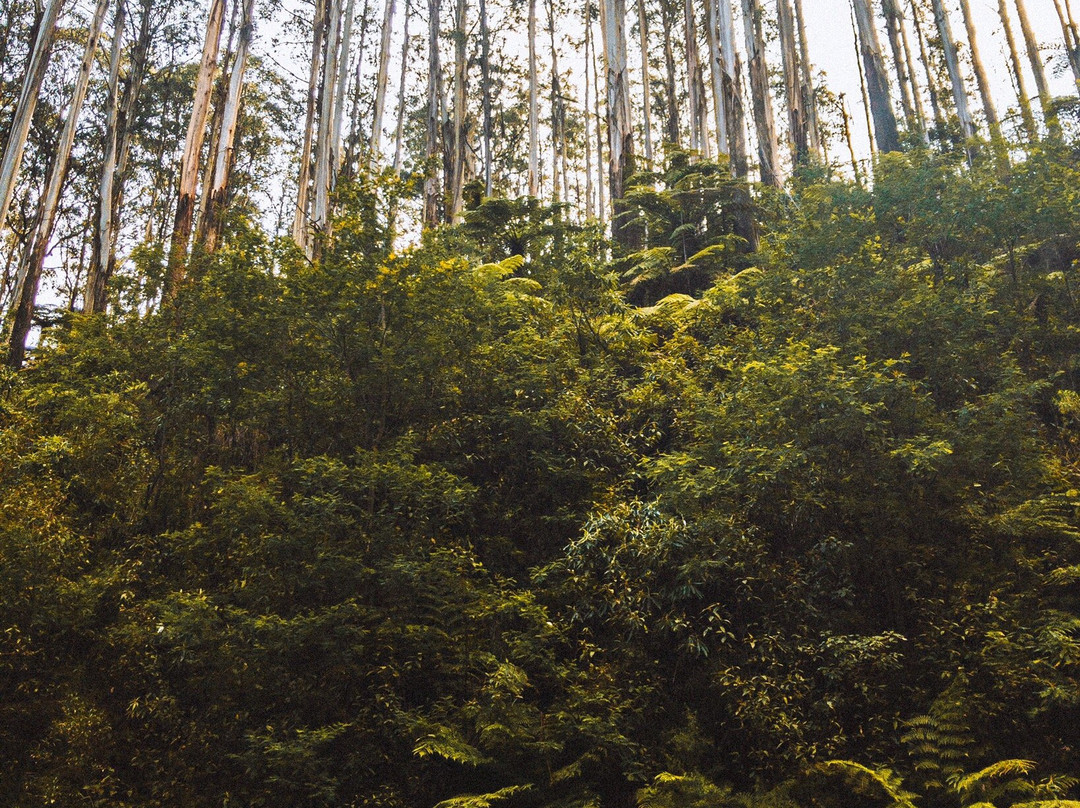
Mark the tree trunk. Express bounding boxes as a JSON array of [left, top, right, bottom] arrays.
[[292, 0, 326, 250], [881, 0, 916, 131], [660, 0, 680, 146], [683, 0, 710, 157], [997, 0, 1036, 139], [590, 1, 607, 226], [370, 0, 397, 157], [393, 0, 412, 172], [637, 0, 654, 167], [0, 0, 65, 237], [478, 0, 492, 193], [957, 0, 1001, 143], [930, 0, 976, 149], [446, 0, 467, 220], [1014, 0, 1054, 123], [7, 0, 109, 367], [850, 0, 901, 153], [584, 0, 595, 218], [528, 0, 540, 196], [332, 0, 357, 177], [792, 0, 822, 158], [85, 0, 126, 314], [203, 0, 256, 252], [911, 0, 947, 138], [715, 0, 748, 177], [898, 3, 929, 140], [741, 0, 781, 186], [166, 0, 226, 296], [312, 0, 342, 241], [777, 0, 807, 163], [599, 0, 639, 248], [706, 0, 729, 156], [850, 2, 877, 154], [422, 0, 441, 227], [547, 0, 567, 203], [1051, 0, 1080, 94]]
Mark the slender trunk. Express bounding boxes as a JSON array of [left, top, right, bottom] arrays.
[[447, 0, 467, 220], [600, 0, 638, 247], [332, 0, 357, 177], [777, 0, 807, 163], [584, 0, 595, 218], [898, 5, 928, 140], [660, 0, 680, 146], [197, 0, 239, 242], [912, 0, 947, 138], [637, 0, 653, 167], [479, 0, 492, 193], [422, 0, 441, 227], [957, 0, 1002, 145], [371, 0, 397, 156], [393, 0, 411, 172], [590, 1, 606, 226], [881, 0, 916, 130], [0, 0, 65, 236], [166, 0, 226, 296], [204, 0, 256, 252], [997, 0, 1036, 138], [85, 0, 126, 314], [547, 0, 566, 203], [930, 0, 976, 150], [850, 0, 901, 153], [792, 0, 822, 158], [528, 0, 540, 196], [1013, 0, 1051, 113], [706, 0, 729, 155], [1051, 0, 1080, 93], [841, 93, 862, 184], [716, 0, 748, 177], [683, 0, 709, 157], [8, 0, 109, 366], [850, 2, 877, 155], [292, 0, 326, 248], [741, 0, 781, 186], [312, 0, 342, 240]]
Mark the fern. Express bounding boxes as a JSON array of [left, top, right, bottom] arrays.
[[951, 760, 1038, 795], [433, 784, 532, 808], [814, 760, 919, 808], [901, 678, 974, 788], [413, 725, 491, 766]]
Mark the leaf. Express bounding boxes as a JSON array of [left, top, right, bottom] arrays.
[[951, 760, 1037, 793], [433, 784, 532, 808]]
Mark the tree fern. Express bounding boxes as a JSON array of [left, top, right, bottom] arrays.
[[901, 678, 974, 789], [814, 760, 919, 808], [433, 784, 532, 808]]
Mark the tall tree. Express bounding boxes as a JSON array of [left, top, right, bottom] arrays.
[[85, 0, 126, 314], [705, 0, 728, 155], [881, 0, 917, 131], [1013, 0, 1054, 121], [792, 0, 822, 158], [714, 0, 748, 177], [777, 0, 809, 163], [7, 0, 109, 366], [636, 0, 653, 167], [292, 0, 327, 249], [312, 0, 343, 238], [166, 0, 226, 294], [446, 0, 467, 219], [478, 0, 492, 193], [392, 0, 411, 173], [0, 0, 65, 237], [528, 0, 539, 196], [911, 0, 947, 137], [1050, 0, 1080, 93], [997, 0, 1036, 138], [422, 0, 441, 226], [203, 0, 257, 252], [684, 0, 710, 157], [599, 0, 638, 246], [850, 0, 901, 153], [930, 0, 976, 146], [659, 0, 680, 146], [957, 0, 1002, 147], [741, 0, 781, 187], [370, 0, 397, 157]]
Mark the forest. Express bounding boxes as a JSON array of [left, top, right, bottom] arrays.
[[1, 0, 1080, 803]]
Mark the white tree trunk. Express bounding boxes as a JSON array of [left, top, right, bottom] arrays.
[[313, 0, 342, 238], [706, 0, 729, 156], [422, 0, 441, 227], [716, 0, 748, 177], [741, 0, 781, 186], [292, 0, 326, 249], [0, 0, 66, 237], [957, 0, 1000, 136], [528, 0, 540, 196], [997, 0, 1036, 138], [7, 0, 109, 366], [370, 0, 397, 157], [637, 0, 653, 167], [393, 0, 411, 172], [850, 0, 901, 153], [683, 0, 710, 157], [930, 0, 976, 145], [447, 0, 467, 220]]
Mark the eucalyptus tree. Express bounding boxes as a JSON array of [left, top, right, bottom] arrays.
[[371, 0, 397, 157], [684, 0, 710, 157], [850, 0, 901, 152], [0, 0, 65, 237], [423, 0, 441, 226], [7, 0, 110, 366], [1013, 0, 1054, 122], [929, 0, 976, 147], [741, 0, 781, 186], [957, 0, 1002, 148], [637, 0, 653, 166], [599, 0, 638, 246], [997, 0, 1036, 138], [166, 0, 226, 293], [881, 0, 917, 132]]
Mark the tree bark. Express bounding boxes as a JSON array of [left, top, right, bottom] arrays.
[[997, 0, 1036, 139], [292, 0, 326, 250], [0, 0, 65, 237], [7, 0, 109, 367], [422, 0, 441, 227], [660, 0, 680, 146], [312, 0, 342, 241], [705, 0, 729, 156], [911, 0, 947, 138], [393, 0, 412, 172], [957, 0, 1002, 144], [599, 0, 639, 248], [777, 0, 807, 163], [584, 0, 595, 218], [528, 0, 540, 196], [85, 0, 126, 314], [930, 0, 976, 147], [446, 0, 467, 220], [166, 0, 226, 296], [371, 0, 397, 157], [741, 0, 781, 186], [637, 0, 654, 167], [715, 0, 748, 177], [478, 0, 492, 193], [881, 0, 916, 131], [792, 0, 822, 158], [1051, 0, 1080, 94], [850, 0, 901, 153], [683, 0, 710, 157]]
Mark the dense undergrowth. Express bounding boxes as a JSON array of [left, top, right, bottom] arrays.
[[2, 144, 1080, 807]]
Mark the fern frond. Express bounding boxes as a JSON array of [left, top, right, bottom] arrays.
[[413, 726, 491, 766], [815, 760, 918, 808], [952, 761, 1037, 793], [434, 784, 532, 808]]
